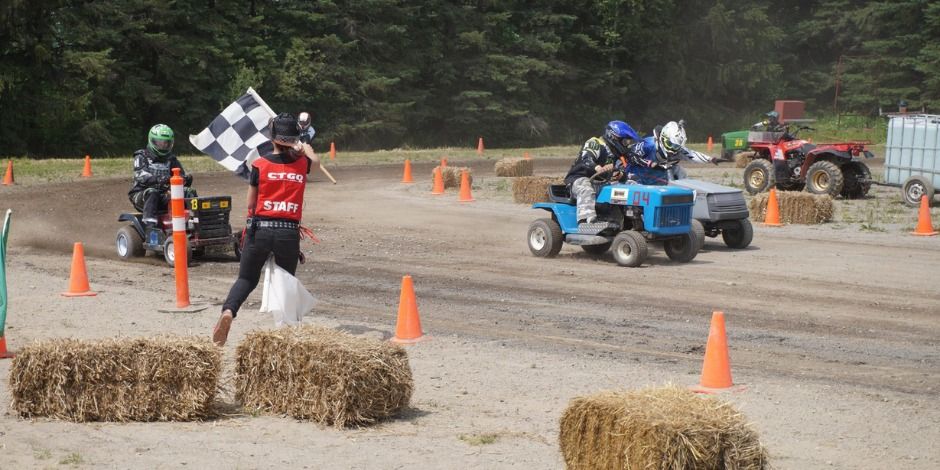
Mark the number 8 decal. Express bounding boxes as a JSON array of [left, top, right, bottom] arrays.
[[190, 198, 198, 211]]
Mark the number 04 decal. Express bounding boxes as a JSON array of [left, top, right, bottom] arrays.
[[631, 192, 650, 205]]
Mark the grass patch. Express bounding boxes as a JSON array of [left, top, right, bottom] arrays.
[[59, 452, 84, 465], [34, 449, 52, 460], [459, 432, 501, 446]]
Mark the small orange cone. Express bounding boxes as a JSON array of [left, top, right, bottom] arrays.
[[431, 167, 444, 195], [912, 195, 938, 236], [391, 275, 425, 343], [401, 159, 414, 183], [523, 151, 531, 160], [2, 159, 13, 185], [441, 157, 447, 168], [81, 155, 92, 177], [0, 336, 13, 359], [458, 169, 474, 202], [707, 136, 714, 152], [694, 311, 734, 391], [764, 188, 783, 226], [477, 137, 484, 155], [329, 142, 336, 160], [62, 242, 96, 297]]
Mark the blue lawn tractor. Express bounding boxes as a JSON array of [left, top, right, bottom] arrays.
[[527, 175, 700, 267]]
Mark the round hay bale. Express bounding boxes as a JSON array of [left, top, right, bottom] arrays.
[[748, 191, 833, 224], [559, 387, 769, 470], [495, 158, 533, 177], [512, 176, 564, 204], [235, 325, 413, 427], [735, 151, 756, 168], [9, 336, 221, 422], [432, 166, 473, 189]]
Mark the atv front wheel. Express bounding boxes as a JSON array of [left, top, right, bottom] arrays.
[[664, 231, 700, 263], [163, 237, 192, 267], [116, 225, 144, 260], [721, 219, 753, 249], [805, 160, 844, 197], [743, 159, 775, 194], [611, 231, 648, 267], [527, 218, 563, 258]]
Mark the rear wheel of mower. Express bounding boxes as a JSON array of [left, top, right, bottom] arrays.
[[743, 159, 774, 194], [664, 230, 700, 263], [805, 160, 844, 197], [163, 237, 192, 267], [901, 176, 935, 208], [581, 242, 612, 256], [721, 219, 754, 249], [116, 225, 145, 260], [690, 219, 706, 251], [527, 218, 563, 258], [611, 231, 648, 267], [841, 162, 872, 199]]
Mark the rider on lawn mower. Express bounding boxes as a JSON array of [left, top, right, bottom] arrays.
[[127, 124, 196, 227], [624, 120, 716, 185], [564, 120, 640, 224]]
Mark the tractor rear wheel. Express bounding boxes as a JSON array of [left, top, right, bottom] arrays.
[[841, 162, 872, 199], [805, 160, 844, 197], [611, 231, 647, 267], [743, 159, 774, 194], [116, 225, 144, 260], [528, 218, 563, 258], [664, 230, 700, 263], [721, 219, 753, 249]]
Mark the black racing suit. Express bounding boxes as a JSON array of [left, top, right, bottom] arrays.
[[127, 148, 193, 221]]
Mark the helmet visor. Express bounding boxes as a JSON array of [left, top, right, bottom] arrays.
[[150, 137, 174, 154]]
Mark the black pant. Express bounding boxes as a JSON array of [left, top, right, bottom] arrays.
[[129, 188, 169, 220], [222, 226, 300, 317]]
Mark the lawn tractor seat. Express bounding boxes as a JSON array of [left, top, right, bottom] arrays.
[[549, 185, 575, 204]]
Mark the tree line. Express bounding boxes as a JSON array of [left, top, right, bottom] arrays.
[[1, 0, 937, 157]]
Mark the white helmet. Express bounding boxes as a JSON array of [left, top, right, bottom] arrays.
[[298, 112, 311, 129], [657, 120, 687, 161]]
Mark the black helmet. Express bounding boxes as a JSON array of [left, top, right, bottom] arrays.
[[270, 112, 300, 145]]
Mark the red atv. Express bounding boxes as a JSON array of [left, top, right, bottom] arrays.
[[742, 126, 874, 199]]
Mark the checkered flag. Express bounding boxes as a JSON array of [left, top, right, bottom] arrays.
[[189, 87, 275, 178]]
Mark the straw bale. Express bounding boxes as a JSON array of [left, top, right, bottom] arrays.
[[235, 325, 413, 427], [9, 337, 221, 422], [495, 158, 534, 177], [432, 166, 473, 189], [559, 387, 769, 470], [748, 191, 833, 224], [512, 176, 564, 204], [735, 151, 756, 168]]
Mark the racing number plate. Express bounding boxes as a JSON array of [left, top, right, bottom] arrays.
[[610, 188, 629, 204]]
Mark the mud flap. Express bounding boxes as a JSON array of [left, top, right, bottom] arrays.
[[773, 160, 790, 181]]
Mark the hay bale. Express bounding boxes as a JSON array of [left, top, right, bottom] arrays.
[[559, 387, 769, 470], [9, 337, 221, 422], [495, 158, 533, 177], [735, 151, 756, 168], [512, 176, 564, 204], [235, 325, 413, 427], [432, 165, 473, 189], [748, 191, 834, 224]]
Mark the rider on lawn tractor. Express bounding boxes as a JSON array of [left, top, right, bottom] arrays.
[[624, 120, 717, 185], [127, 124, 197, 226], [564, 120, 641, 225]]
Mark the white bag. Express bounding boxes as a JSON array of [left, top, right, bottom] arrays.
[[259, 257, 317, 327]]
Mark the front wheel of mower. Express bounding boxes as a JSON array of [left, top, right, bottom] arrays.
[[163, 237, 192, 267], [527, 218, 563, 258], [690, 219, 706, 251], [721, 219, 754, 249], [805, 160, 844, 197], [611, 231, 648, 267], [116, 225, 144, 260], [664, 231, 700, 263], [743, 159, 775, 195]]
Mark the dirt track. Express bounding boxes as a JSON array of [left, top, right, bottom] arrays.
[[1, 158, 939, 468]]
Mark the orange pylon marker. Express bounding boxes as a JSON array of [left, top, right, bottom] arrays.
[[431, 167, 444, 195], [912, 195, 938, 236], [401, 159, 414, 183], [62, 242, 97, 297], [707, 136, 714, 152], [523, 151, 531, 160], [458, 169, 474, 202], [391, 275, 425, 344], [2, 160, 13, 185], [329, 141, 336, 160], [693, 311, 734, 391], [477, 137, 484, 155], [81, 155, 92, 177], [0, 335, 13, 359], [441, 157, 447, 168], [764, 188, 784, 226]]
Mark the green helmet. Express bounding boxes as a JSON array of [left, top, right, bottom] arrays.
[[148, 124, 175, 157]]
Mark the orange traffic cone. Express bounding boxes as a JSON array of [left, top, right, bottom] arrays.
[[62, 242, 96, 297], [329, 141, 336, 160], [523, 151, 531, 160], [912, 195, 938, 236], [431, 167, 444, 195], [391, 275, 425, 343], [0, 336, 13, 359], [477, 137, 484, 155], [707, 136, 714, 152], [2, 159, 13, 185], [693, 311, 734, 391], [458, 169, 474, 202], [81, 155, 92, 177], [401, 159, 414, 183], [764, 188, 783, 226], [441, 157, 447, 168]]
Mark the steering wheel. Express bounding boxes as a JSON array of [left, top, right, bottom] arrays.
[[590, 167, 619, 184]]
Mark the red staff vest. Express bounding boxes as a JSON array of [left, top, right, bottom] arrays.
[[252, 153, 309, 222]]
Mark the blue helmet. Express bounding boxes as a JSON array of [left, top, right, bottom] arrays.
[[604, 120, 640, 155]]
